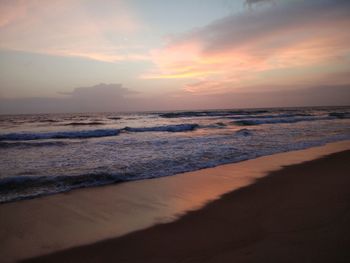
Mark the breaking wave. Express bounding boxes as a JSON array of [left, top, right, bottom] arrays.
[[63, 122, 106, 126], [0, 124, 199, 141], [233, 116, 332, 126], [0, 173, 127, 203], [235, 128, 254, 136], [0, 141, 69, 149], [122, 124, 199, 132], [159, 110, 268, 118], [329, 112, 350, 119], [0, 129, 120, 141]]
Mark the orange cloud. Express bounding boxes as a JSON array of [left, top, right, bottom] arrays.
[[141, 42, 216, 79], [144, 0, 350, 93]]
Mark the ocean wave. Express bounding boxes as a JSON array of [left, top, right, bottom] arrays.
[[0, 173, 127, 203], [235, 128, 253, 136], [38, 119, 60, 123], [329, 112, 350, 119], [122, 123, 199, 132], [233, 116, 331, 126], [2, 134, 349, 203], [0, 124, 199, 141], [203, 122, 228, 129], [229, 113, 313, 120], [63, 122, 106, 126], [0, 129, 120, 141], [159, 110, 268, 118], [0, 141, 69, 148]]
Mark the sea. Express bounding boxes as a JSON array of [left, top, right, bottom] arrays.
[[0, 106, 349, 203]]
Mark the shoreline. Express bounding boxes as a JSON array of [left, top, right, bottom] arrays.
[[2, 139, 350, 205], [23, 150, 350, 262], [1, 140, 350, 262], [25, 149, 350, 263]]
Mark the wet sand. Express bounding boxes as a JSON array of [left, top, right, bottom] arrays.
[[1, 141, 350, 262], [24, 149, 350, 263]]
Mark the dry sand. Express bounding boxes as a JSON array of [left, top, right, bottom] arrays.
[[0, 141, 349, 262]]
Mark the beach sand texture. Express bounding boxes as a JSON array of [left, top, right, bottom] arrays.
[[1, 141, 349, 262], [26, 150, 350, 263]]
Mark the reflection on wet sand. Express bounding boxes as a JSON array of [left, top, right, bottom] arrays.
[[0, 141, 349, 263]]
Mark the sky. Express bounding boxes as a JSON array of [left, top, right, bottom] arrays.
[[0, 0, 349, 114]]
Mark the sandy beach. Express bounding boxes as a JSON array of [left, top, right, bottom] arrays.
[[1, 141, 349, 263], [25, 149, 350, 263]]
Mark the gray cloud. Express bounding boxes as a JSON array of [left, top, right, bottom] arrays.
[[0, 83, 349, 114], [60, 83, 132, 97], [244, 0, 274, 7], [176, 0, 350, 54], [0, 83, 138, 114]]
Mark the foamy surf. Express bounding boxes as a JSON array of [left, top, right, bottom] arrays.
[[0, 124, 200, 141], [0, 129, 120, 141], [1, 106, 349, 203]]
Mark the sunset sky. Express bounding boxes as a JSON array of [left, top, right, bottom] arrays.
[[0, 0, 349, 113]]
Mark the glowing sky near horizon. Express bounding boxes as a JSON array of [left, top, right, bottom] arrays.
[[0, 0, 349, 113]]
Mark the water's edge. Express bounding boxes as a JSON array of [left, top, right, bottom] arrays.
[[1, 140, 350, 263]]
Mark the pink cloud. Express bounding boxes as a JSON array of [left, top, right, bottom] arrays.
[[144, 0, 350, 93], [0, 0, 145, 62]]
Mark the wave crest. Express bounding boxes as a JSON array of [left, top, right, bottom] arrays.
[[0, 124, 199, 141], [63, 122, 105, 126], [0, 129, 120, 141], [235, 128, 253, 136], [233, 116, 331, 126], [123, 123, 199, 132], [159, 110, 268, 118]]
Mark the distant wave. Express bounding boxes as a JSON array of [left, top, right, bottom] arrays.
[[229, 113, 313, 120], [1, 114, 344, 141], [0, 124, 199, 141], [203, 122, 228, 129], [63, 122, 105, 126], [0, 129, 120, 141], [235, 128, 254, 136], [159, 110, 268, 118], [38, 119, 60, 123], [233, 116, 332, 126], [0, 141, 69, 148], [122, 123, 199, 132], [329, 112, 350, 119]]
